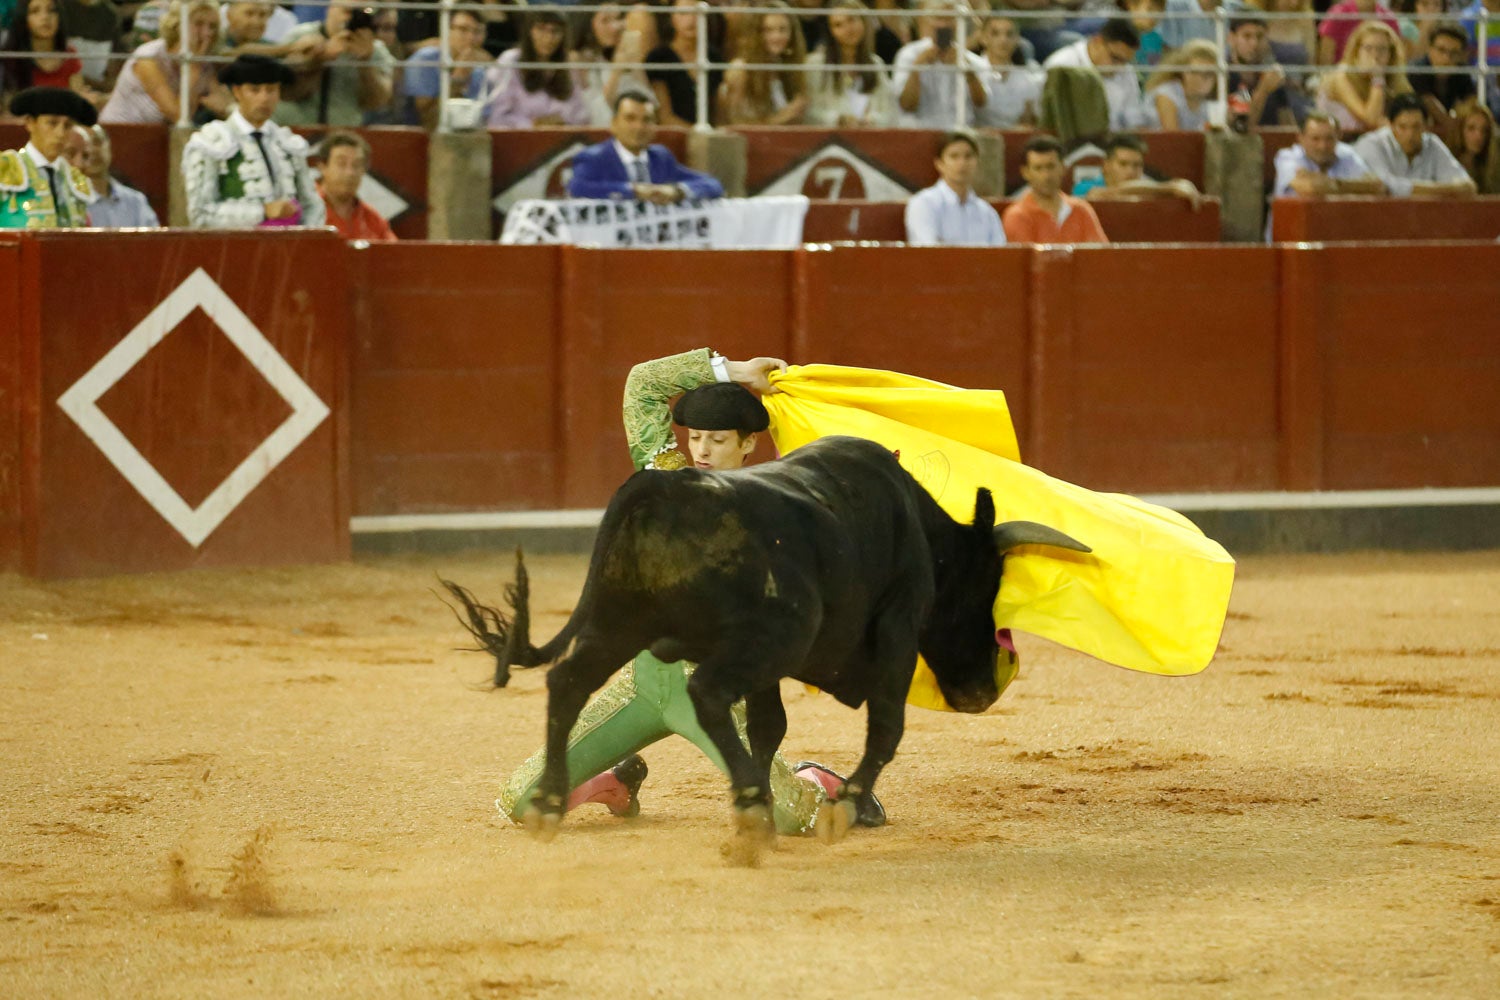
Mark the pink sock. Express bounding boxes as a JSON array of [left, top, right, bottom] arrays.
[[568, 771, 630, 814]]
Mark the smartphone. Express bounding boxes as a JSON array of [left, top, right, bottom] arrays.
[[934, 26, 954, 50]]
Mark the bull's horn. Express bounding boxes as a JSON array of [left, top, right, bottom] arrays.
[[992, 521, 1092, 555]]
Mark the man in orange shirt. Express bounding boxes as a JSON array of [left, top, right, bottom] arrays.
[[315, 130, 397, 241], [1002, 134, 1110, 244]]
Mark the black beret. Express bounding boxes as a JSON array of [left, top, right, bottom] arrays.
[[8, 87, 97, 126], [219, 54, 295, 87], [671, 382, 769, 433]]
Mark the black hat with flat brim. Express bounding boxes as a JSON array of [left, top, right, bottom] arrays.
[[219, 54, 295, 87], [671, 382, 770, 433], [8, 87, 97, 126]]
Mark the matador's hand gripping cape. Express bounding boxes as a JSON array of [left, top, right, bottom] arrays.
[[762, 364, 1236, 711]]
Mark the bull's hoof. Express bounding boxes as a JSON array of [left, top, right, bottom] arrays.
[[721, 803, 775, 868], [520, 806, 562, 842], [814, 798, 856, 844]]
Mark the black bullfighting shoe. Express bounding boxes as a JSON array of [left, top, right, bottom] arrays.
[[794, 761, 886, 828], [611, 754, 649, 818]]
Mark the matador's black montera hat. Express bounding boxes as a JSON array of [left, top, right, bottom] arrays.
[[671, 382, 770, 433], [9, 87, 97, 126]]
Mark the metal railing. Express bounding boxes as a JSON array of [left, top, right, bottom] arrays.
[[0, 1, 1494, 134]]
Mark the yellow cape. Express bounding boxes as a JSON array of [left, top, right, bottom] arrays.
[[763, 364, 1235, 711]]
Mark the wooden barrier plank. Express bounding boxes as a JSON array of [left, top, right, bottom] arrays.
[[1271, 197, 1500, 242], [0, 239, 21, 571], [792, 244, 1032, 431], [21, 230, 350, 578], [1030, 245, 1282, 492], [1299, 243, 1500, 488], [558, 247, 794, 507], [351, 243, 561, 514]]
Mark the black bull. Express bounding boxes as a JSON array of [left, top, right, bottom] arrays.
[[446, 436, 1089, 849]]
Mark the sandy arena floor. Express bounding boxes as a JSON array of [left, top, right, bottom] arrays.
[[2, 549, 1499, 999]]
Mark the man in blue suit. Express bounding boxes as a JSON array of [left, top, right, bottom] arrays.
[[567, 91, 724, 204]]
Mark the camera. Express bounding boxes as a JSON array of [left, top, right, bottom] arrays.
[[933, 26, 954, 50], [346, 6, 376, 32]]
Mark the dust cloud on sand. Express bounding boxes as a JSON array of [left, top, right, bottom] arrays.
[[2, 551, 1499, 997]]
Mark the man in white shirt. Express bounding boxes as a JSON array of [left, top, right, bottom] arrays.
[[1267, 111, 1384, 238], [1352, 92, 1477, 198], [905, 130, 1006, 246], [892, 0, 991, 128], [1042, 18, 1148, 130], [182, 54, 325, 229]]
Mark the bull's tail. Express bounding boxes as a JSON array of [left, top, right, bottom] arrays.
[[439, 548, 576, 688]]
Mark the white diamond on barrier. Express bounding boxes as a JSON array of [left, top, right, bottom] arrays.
[[492, 140, 588, 215], [56, 268, 331, 548], [357, 172, 409, 221]]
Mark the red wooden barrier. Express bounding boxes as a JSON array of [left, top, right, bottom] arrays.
[[349, 243, 563, 514], [1271, 196, 1500, 242], [793, 245, 1033, 430], [0, 238, 21, 571], [801, 197, 1221, 243], [8, 230, 349, 578], [1278, 242, 1500, 489], [739, 128, 940, 198], [1027, 244, 1283, 491], [558, 247, 795, 507]]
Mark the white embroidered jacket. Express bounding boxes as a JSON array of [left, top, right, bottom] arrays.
[[181, 112, 325, 230]]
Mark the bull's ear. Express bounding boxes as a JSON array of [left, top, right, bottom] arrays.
[[972, 487, 996, 532], [993, 520, 1092, 555]]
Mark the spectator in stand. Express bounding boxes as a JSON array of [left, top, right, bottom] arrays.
[[1043, 18, 1147, 130], [484, 10, 589, 127], [1449, 103, 1500, 191], [973, 14, 1043, 127], [1075, 131, 1203, 205], [1272, 110, 1383, 196], [646, 0, 723, 126], [1410, 21, 1477, 135], [402, 8, 486, 131], [1145, 38, 1218, 129], [181, 53, 323, 228], [219, 1, 296, 57], [567, 89, 723, 202], [1006, 0, 1082, 63], [314, 129, 395, 241], [1225, 14, 1297, 128], [1267, 110, 1383, 236], [1265, 0, 1317, 78], [719, 0, 809, 124], [1458, 0, 1500, 115], [1002, 133, 1109, 243], [2, 0, 103, 108], [1319, 0, 1400, 64], [1123, 0, 1167, 66], [804, 0, 897, 127], [892, 0, 991, 128], [1352, 89, 1477, 193], [361, 5, 405, 124], [60, 0, 124, 92], [279, 3, 394, 126], [63, 122, 159, 225], [1397, 0, 1447, 59], [904, 129, 1005, 245], [786, 0, 827, 53], [1160, 0, 1219, 51], [571, 2, 650, 127], [1317, 20, 1411, 132], [100, 0, 225, 124]]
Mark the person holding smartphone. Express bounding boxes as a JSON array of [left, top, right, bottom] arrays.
[[892, 0, 990, 128], [279, 1, 395, 126]]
